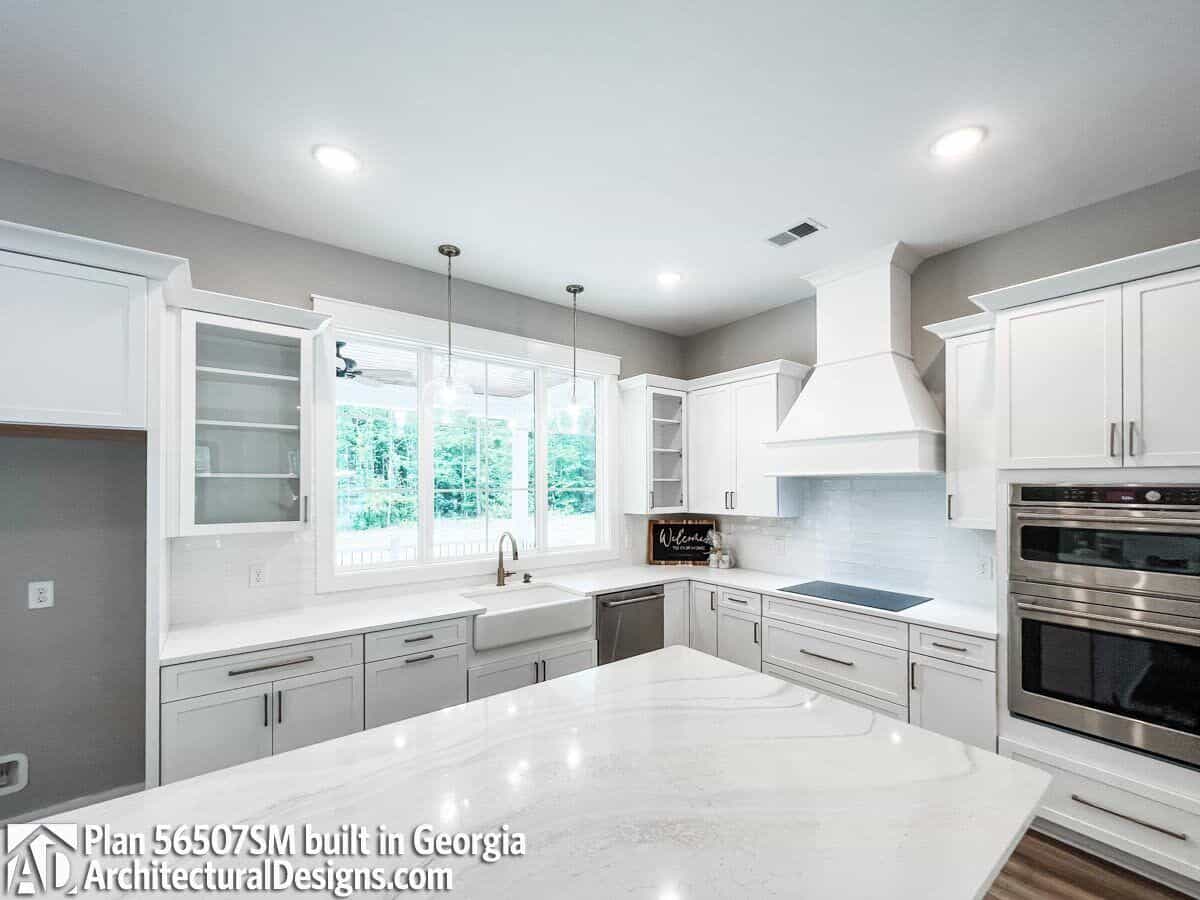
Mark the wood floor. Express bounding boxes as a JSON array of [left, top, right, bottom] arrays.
[[987, 831, 1189, 900]]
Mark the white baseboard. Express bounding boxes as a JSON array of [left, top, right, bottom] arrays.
[[1033, 818, 1200, 898], [0, 782, 144, 825]]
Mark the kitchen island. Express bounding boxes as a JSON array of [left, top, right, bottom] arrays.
[[67, 647, 1047, 898]]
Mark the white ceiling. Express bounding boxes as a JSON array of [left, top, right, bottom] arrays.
[[2, 2, 1199, 336]]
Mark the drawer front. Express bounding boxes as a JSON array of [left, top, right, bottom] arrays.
[[762, 595, 907, 649], [161, 635, 364, 702], [365, 645, 467, 729], [718, 588, 762, 615], [762, 618, 908, 705], [1006, 743, 1200, 876], [763, 663, 907, 721], [365, 618, 468, 662], [909, 624, 995, 671]]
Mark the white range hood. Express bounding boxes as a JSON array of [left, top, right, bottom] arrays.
[[763, 242, 944, 476]]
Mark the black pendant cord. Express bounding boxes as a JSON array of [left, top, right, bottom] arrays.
[[438, 244, 461, 381], [565, 284, 584, 405]]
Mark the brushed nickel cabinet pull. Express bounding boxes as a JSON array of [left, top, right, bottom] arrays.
[[726, 596, 749, 605], [228, 655, 315, 677], [532, 660, 540, 683], [1070, 794, 1188, 841], [931, 641, 968, 653], [1128, 420, 1137, 457], [541, 660, 547, 681], [405, 653, 436, 664], [1110, 422, 1119, 457], [277, 689, 283, 724], [403, 634, 435, 643], [753, 622, 759, 645], [800, 648, 855, 667], [263, 693, 269, 727], [911, 661, 918, 690], [710, 594, 715, 612], [947, 493, 953, 521]]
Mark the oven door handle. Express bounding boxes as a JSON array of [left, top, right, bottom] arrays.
[[1016, 602, 1200, 638], [1014, 512, 1200, 527]]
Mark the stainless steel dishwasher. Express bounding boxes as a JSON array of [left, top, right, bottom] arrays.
[[596, 585, 665, 665]]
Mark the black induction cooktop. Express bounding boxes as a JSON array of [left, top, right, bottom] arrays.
[[778, 580, 932, 612]]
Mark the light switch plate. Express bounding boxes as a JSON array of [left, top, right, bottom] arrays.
[[28, 581, 54, 609], [0, 753, 28, 796]]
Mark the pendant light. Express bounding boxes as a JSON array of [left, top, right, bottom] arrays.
[[563, 283, 584, 431], [422, 243, 474, 414]]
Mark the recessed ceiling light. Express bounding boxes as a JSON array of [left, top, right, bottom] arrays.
[[312, 144, 361, 173], [930, 126, 987, 160], [657, 271, 682, 288]]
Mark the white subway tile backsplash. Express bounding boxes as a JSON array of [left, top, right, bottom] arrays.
[[717, 476, 994, 608]]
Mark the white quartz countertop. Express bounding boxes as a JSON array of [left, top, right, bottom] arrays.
[[69, 648, 1047, 898], [548, 564, 999, 638], [159, 589, 485, 665], [160, 563, 997, 666]]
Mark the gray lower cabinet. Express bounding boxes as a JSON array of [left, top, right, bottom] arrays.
[[689, 583, 718, 655], [716, 606, 761, 671], [160, 685, 275, 784], [468, 639, 596, 701], [543, 640, 596, 680], [160, 664, 363, 783], [272, 665, 364, 755], [365, 645, 468, 729]]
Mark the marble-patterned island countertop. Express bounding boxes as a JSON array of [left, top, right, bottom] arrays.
[[69, 647, 1047, 898]]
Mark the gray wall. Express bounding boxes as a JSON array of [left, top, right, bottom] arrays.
[[682, 168, 1200, 395], [0, 159, 684, 379], [0, 437, 146, 818], [911, 167, 1200, 401], [682, 298, 816, 379]]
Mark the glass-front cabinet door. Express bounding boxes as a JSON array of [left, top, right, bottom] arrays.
[[180, 311, 312, 533]]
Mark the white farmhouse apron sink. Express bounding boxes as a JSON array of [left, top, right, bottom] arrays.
[[464, 583, 593, 651]]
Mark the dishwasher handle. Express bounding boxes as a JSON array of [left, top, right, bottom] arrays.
[[601, 593, 665, 608]]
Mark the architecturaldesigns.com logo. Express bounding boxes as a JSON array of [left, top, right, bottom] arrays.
[[3, 824, 79, 896]]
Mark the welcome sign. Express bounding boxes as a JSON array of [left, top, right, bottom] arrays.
[[647, 518, 716, 565]]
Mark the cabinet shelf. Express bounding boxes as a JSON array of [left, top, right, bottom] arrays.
[[196, 473, 300, 479], [196, 366, 300, 384], [196, 419, 300, 432]]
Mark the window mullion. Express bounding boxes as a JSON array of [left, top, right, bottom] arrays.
[[418, 349, 435, 564], [535, 367, 549, 552]]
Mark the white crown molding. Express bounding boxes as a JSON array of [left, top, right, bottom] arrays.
[[312, 294, 621, 376], [0, 218, 188, 281], [924, 311, 995, 340], [683, 359, 812, 392], [175, 288, 331, 331], [970, 237, 1200, 312]]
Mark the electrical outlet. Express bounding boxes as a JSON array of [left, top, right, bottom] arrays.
[[27, 581, 54, 609], [248, 564, 268, 588], [975, 556, 994, 580]]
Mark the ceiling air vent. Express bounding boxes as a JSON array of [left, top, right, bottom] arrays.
[[767, 218, 825, 247]]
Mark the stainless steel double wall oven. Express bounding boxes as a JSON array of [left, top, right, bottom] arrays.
[[1009, 484, 1200, 767]]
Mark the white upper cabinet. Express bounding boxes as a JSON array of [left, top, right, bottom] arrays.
[[619, 377, 688, 514], [1121, 268, 1200, 467], [927, 314, 996, 529], [687, 384, 735, 515], [732, 376, 790, 517], [687, 363, 807, 517], [996, 287, 1123, 469], [0, 249, 147, 429], [179, 310, 313, 534]]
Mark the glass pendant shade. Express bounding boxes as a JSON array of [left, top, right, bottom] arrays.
[[422, 243, 474, 414]]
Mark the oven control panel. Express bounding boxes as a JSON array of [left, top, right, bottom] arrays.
[[1016, 484, 1200, 506]]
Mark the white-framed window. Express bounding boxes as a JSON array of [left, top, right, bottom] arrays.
[[314, 297, 619, 592]]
